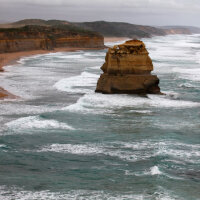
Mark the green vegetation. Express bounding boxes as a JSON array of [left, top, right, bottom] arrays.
[[0, 24, 102, 40], [73, 21, 166, 38], [0, 19, 166, 39], [2, 19, 197, 39]]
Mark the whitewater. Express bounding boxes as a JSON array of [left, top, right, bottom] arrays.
[[0, 34, 200, 199]]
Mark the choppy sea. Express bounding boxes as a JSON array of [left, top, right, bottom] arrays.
[[0, 34, 200, 200]]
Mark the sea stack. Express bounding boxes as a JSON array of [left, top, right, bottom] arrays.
[[95, 40, 161, 94]]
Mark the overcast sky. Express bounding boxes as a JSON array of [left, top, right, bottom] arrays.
[[1, 0, 200, 26]]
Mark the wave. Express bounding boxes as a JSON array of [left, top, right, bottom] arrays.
[[83, 52, 105, 57], [37, 140, 200, 164], [0, 185, 182, 200], [39, 143, 103, 155], [58, 53, 104, 62], [173, 67, 200, 82], [0, 144, 7, 150], [0, 144, 8, 152], [54, 72, 99, 94], [127, 110, 153, 114], [63, 92, 200, 115], [6, 116, 74, 131], [125, 166, 162, 176], [179, 83, 197, 88], [38, 142, 147, 162], [0, 103, 58, 115], [149, 166, 162, 175]]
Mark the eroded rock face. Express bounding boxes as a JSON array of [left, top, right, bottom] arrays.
[[95, 40, 161, 94], [0, 27, 104, 53], [0, 36, 104, 53]]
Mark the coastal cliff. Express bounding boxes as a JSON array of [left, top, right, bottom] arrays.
[[96, 40, 161, 94], [0, 25, 104, 53], [1, 19, 198, 42]]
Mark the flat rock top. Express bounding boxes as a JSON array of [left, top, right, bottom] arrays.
[[110, 39, 147, 55], [118, 40, 145, 47], [119, 39, 144, 47]]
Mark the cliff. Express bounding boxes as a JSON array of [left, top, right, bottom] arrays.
[[96, 40, 161, 94], [1, 19, 199, 43], [0, 25, 104, 53]]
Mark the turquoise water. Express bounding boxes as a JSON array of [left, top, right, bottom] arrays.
[[0, 34, 200, 199]]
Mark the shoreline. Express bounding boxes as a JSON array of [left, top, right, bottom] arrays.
[[0, 46, 106, 99]]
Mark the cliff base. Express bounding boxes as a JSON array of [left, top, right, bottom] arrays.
[[96, 74, 161, 94]]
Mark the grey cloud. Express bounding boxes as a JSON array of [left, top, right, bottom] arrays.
[[0, 0, 200, 26]]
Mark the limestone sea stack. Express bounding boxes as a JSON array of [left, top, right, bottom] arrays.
[[95, 40, 161, 94]]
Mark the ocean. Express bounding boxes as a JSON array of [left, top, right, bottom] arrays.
[[0, 34, 200, 200]]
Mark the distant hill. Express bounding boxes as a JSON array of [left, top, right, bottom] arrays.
[[0, 25, 101, 39], [12, 19, 70, 27], [73, 22, 200, 38], [73, 21, 167, 38], [0, 19, 70, 28], [0, 19, 200, 39]]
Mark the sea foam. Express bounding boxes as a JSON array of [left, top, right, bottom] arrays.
[[0, 185, 180, 200], [6, 116, 74, 131], [37, 140, 200, 164], [63, 92, 200, 115], [173, 67, 200, 82], [54, 72, 99, 94]]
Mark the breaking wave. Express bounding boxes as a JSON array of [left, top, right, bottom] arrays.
[[6, 116, 74, 131]]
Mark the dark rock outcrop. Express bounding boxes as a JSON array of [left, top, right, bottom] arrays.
[[95, 40, 161, 94]]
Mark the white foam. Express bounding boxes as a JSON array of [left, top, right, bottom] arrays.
[[153, 119, 198, 131], [63, 92, 200, 114], [39, 143, 103, 155], [179, 83, 197, 88], [86, 65, 102, 70], [164, 91, 181, 99], [173, 67, 200, 75], [54, 72, 99, 94], [83, 52, 105, 57], [156, 148, 200, 164], [38, 143, 142, 162], [173, 67, 200, 81], [62, 53, 104, 62], [62, 54, 84, 59], [126, 166, 162, 177], [6, 116, 74, 131], [0, 144, 7, 148], [1, 185, 174, 200], [150, 166, 162, 175], [0, 103, 58, 115], [128, 110, 153, 114], [37, 140, 200, 164]]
